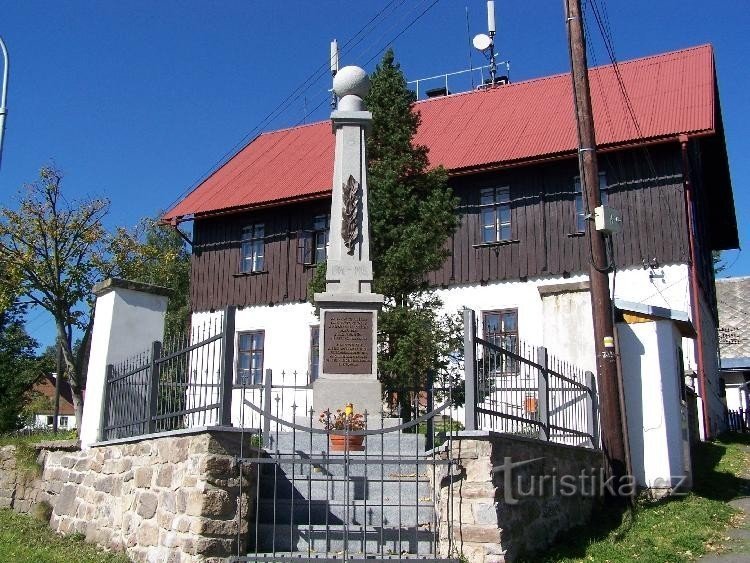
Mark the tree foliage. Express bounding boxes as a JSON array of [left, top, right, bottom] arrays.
[[0, 168, 111, 428], [110, 217, 191, 339], [365, 49, 460, 398], [0, 306, 40, 432], [0, 168, 191, 431]]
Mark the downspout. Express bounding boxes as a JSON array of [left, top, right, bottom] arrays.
[[680, 134, 712, 439]]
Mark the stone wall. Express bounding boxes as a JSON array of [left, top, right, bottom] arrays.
[[434, 432, 605, 562], [0, 431, 258, 562]]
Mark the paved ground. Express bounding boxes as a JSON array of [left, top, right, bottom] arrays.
[[701, 442, 750, 563]]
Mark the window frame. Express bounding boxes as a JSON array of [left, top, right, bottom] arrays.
[[235, 330, 265, 386], [58, 416, 69, 428], [481, 308, 520, 376], [479, 186, 512, 243], [312, 214, 330, 265], [309, 325, 320, 383], [241, 223, 266, 274], [573, 172, 608, 233]]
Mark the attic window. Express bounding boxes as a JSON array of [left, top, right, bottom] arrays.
[[241, 223, 265, 273]]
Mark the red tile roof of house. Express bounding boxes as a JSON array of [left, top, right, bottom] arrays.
[[164, 44, 716, 221]]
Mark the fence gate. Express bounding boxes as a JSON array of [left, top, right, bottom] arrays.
[[232, 380, 460, 562]]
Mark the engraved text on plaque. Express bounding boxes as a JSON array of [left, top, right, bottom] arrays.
[[323, 311, 373, 374]]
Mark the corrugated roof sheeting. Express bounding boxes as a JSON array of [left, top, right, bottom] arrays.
[[164, 44, 716, 220]]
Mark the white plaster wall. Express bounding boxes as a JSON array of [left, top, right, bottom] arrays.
[[192, 303, 319, 428], [434, 263, 690, 372], [80, 287, 168, 448], [618, 319, 687, 490], [187, 262, 732, 440], [30, 414, 77, 429]]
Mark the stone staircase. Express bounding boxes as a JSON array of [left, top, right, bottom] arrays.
[[247, 431, 439, 558]]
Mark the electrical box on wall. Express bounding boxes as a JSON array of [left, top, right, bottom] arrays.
[[594, 205, 622, 234]]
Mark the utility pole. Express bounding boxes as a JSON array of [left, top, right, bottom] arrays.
[[563, 0, 629, 491]]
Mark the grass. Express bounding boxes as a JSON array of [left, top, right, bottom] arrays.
[[0, 508, 131, 563], [0, 429, 79, 479], [526, 432, 750, 562]]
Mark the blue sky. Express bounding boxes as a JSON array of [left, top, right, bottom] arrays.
[[0, 0, 747, 348]]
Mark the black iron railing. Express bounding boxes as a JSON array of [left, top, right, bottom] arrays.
[[101, 307, 235, 441], [463, 308, 599, 448], [727, 408, 749, 433]]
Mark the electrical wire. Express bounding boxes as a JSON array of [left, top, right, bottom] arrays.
[[162, 0, 416, 214], [164, 0, 443, 220]]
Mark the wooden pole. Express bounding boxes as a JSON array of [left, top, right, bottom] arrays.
[[564, 0, 629, 492]]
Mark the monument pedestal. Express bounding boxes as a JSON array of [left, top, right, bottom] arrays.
[[312, 292, 384, 420]]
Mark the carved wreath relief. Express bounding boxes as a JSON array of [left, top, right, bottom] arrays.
[[341, 174, 359, 254]]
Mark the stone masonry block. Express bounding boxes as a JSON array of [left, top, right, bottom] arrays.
[[137, 491, 158, 519]]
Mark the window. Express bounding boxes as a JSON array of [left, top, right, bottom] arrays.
[[574, 172, 608, 233], [312, 214, 330, 264], [46, 415, 54, 426], [58, 416, 69, 428], [482, 309, 519, 375], [480, 187, 511, 243], [309, 325, 320, 382], [241, 224, 265, 273], [237, 331, 265, 385]]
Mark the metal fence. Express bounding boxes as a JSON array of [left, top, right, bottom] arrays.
[[101, 307, 235, 441], [727, 408, 749, 433], [463, 309, 599, 448]]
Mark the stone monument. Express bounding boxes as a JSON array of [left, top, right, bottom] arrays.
[[312, 65, 385, 420]]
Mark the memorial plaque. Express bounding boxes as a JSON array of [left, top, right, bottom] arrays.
[[323, 311, 373, 374]]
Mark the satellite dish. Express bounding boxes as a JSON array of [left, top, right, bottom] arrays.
[[472, 33, 492, 52]]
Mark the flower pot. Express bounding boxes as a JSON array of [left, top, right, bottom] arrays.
[[329, 434, 365, 452]]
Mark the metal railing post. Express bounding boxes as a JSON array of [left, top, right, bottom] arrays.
[[263, 368, 273, 447], [463, 308, 478, 431], [219, 306, 236, 426], [146, 341, 162, 434], [100, 364, 113, 441], [425, 370, 435, 451], [585, 370, 599, 448], [537, 347, 550, 441]]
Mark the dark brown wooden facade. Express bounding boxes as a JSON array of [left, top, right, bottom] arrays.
[[190, 142, 711, 313]]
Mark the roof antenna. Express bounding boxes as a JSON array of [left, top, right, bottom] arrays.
[[465, 6, 475, 89], [330, 39, 339, 109], [472, 1, 497, 85]]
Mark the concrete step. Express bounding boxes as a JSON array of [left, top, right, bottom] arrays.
[[255, 498, 435, 526], [266, 432, 427, 455], [258, 457, 435, 479], [257, 474, 433, 503], [249, 524, 437, 555]]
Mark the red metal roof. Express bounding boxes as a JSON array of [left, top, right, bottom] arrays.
[[164, 44, 716, 221]]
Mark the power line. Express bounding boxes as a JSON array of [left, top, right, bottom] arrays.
[[164, 0, 443, 219], [162, 0, 413, 214]]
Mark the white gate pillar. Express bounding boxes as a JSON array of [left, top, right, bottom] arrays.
[[79, 278, 170, 448]]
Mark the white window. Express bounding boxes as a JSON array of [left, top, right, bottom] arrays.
[[237, 331, 265, 385], [241, 224, 265, 273], [58, 416, 69, 428], [480, 187, 511, 242]]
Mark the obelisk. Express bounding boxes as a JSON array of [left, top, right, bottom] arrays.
[[312, 65, 385, 420]]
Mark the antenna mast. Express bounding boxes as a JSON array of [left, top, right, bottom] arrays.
[[330, 39, 339, 109], [487, 1, 497, 84]]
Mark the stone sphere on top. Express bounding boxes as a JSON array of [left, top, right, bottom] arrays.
[[333, 66, 370, 99]]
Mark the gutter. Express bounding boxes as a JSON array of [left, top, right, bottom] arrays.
[[680, 133, 712, 439]]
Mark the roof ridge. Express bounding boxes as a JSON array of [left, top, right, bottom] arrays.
[[413, 43, 713, 106]]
